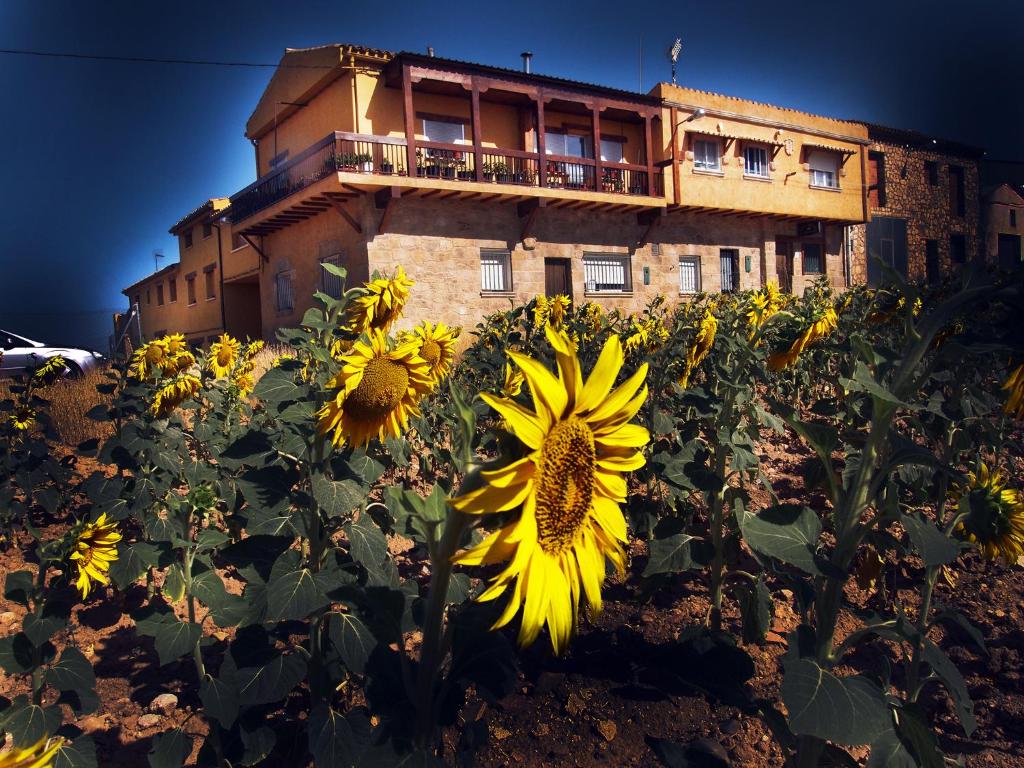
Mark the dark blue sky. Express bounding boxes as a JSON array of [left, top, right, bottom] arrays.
[[1, 0, 1021, 346]]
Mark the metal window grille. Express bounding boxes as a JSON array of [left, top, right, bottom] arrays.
[[803, 244, 823, 274], [480, 249, 512, 292], [276, 272, 294, 311], [744, 146, 768, 177], [720, 250, 739, 292], [679, 257, 700, 293], [584, 254, 631, 293], [321, 255, 344, 299]]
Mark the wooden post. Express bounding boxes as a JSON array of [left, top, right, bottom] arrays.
[[471, 80, 484, 183], [592, 105, 602, 192], [402, 63, 417, 179], [536, 94, 546, 188], [645, 112, 655, 197]]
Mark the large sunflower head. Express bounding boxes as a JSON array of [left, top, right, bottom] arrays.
[[548, 295, 571, 328], [208, 334, 241, 378], [409, 321, 459, 385], [9, 406, 36, 432], [679, 308, 717, 388], [767, 304, 838, 372], [128, 338, 170, 379], [316, 329, 433, 449], [953, 463, 1024, 562], [345, 266, 413, 335], [452, 325, 649, 655], [532, 295, 550, 330], [69, 513, 121, 599], [161, 349, 196, 378], [164, 333, 188, 356], [151, 374, 202, 418], [1003, 363, 1024, 419]]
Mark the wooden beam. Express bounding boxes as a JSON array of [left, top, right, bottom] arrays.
[[402, 63, 417, 184], [471, 80, 484, 183], [535, 95, 546, 188], [592, 105, 602, 194], [328, 196, 362, 235], [377, 197, 398, 235], [240, 234, 269, 263], [644, 113, 656, 198]]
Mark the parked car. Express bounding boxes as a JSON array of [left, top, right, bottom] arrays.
[[0, 329, 104, 378]]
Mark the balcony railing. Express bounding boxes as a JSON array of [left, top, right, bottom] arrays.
[[229, 132, 663, 223]]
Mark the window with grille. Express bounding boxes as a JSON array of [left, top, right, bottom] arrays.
[[720, 250, 739, 291], [168, 278, 177, 303], [480, 249, 512, 292], [808, 151, 839, 189], [157, 284, 164, 306], [204, 265, 216, 299], [584, 254, 632, 293], [679, 256, 700, 294], [186, 276, 197, 305], [744, 145, 769, 178], [321, 255, 344, 299], [693, 139, 720, 171], [803, 243, 824, 274], [276, 271, 294, 311]]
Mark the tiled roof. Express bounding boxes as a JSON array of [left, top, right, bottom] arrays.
[[168, 198, 230, 235], [122, 261, 180, 294], [858, 121, 985, 158], [662, 85, 865, 128], [283, 43, 393, 61]]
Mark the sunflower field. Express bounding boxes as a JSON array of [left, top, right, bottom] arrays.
[[1, 260, 1023, 768]]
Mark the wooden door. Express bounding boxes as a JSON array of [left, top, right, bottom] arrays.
[[544, 258, 572, 298], [775, 239, 793, 293]]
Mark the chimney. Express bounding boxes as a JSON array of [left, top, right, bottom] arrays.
[[521, 51, 533, 73], [427, 46, 435, 57]]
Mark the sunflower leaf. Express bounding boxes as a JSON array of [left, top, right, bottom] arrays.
[[153, 620, 202, 667], [901, 513, 962, 567], [147, 728, 192, 768], [738, 504, 823, 575], [265, 566, 328, 622], [921, 638, 976, 736], [311, 472, 365, 520], [53, 734, 98, 768], [642, 534, 697, 576]]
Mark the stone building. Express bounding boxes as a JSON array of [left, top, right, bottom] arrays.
[[848, 123, 983, 285], [981, 183, 1024, 269]]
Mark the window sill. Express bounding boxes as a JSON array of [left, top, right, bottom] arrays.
[[584, 292, 633, 298], [744, 174, 772, 183], [809, 184, 841, 192], [692, 168, 724, 177], [481, 291, 515, 298], [206, 297, 217, 302], [188, 302, 197, 307], [679, 291, 700, 297]]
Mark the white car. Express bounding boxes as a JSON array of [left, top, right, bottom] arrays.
[[0, 330, 104, 378]]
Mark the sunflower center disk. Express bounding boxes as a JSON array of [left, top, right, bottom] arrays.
[[420, 340, 441, 367], [535, 416, 597, 556], [346, 357, 409, 420]]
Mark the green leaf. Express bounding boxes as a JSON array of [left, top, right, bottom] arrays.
[[922, 638, 976, 736], [190, 570, 247, 628], [4, 570, 34, 608], [902, 514, 961, 567], [308, 705, 356, 768], [892, 704, 944, 768], [345, 450, 386, 485], [738, 504, 822, 575], [23, 611, 67, 647], [867, 731, 916, 768], [53, 735, 98, 768], [931, 607, 986, 654], [253, 367, 302, 404], [162, 564, 186, 602], [2, 698, 63, 746], [736, 577, 774, 644], [237, 466, 294, 517], [312, 473, 365, 519], [326, 612, 375, 675], [383, 485, 446, 548], [108, 542, 161, 589], [45, 647, 95, 693], [199, 675, 239, 729], [344, 514, 388, 571], [148, 728, 192, 768], [642, 534, 696, 577], [322, 261, 347, 279], [0, 633, 37, 675], [265, 567, 328, 622], [153, 621, 201, 667], [781, 658, 891, 746], [841, 360, 914, 409], [236, 652, 307, 706]]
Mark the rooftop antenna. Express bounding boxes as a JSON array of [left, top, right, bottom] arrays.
[[153, 249, 164, 273], [668, 38, 682, 85]]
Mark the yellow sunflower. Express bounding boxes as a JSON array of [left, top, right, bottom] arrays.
[[128, 338, 170, 379], [164, 333, 188, 356], [70, 513, 121, 599], [151, 375, 202, 418], [208, 334, 241, 378], [767, 304, 838, 371], [9, 406, 36, 432], [409, 321, 459, 385], [317, 329, 433, 449], [952, 463, 1024, 562], [548, 295, 571, 328], [532, 295, 550, 330], [679, 308, 718, 388], [345, 266, 413, 335], [746, 283, 783, 341], [624, 316, 669, 355], [451, 325, 649, 655], [502, 362, 524, 397], [0, 736, 64, 768], [161, 349, 196, 378], [33, 355, 66, 384], [1003, 363, 1024, 419]]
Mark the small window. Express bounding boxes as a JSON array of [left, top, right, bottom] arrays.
[[693, 139, 721, 172], [720, 249, 739, 291], [679, 256, 701, 294], [146, 288, 151, 305], [232, 232, 248, 250], [948, 165, 965, 217], [133, 294, 141, 309], [924, 160, 939, 186], [545, 131, 593, 159], [480, 249, 512, 293], [321, 254, 344, 299], [803, 243, 824, 274], [423, 118, 465, 145], [157, 284, 165, 306], [583, 254, 632, 293], [276, 271, 294, 312], [204, 265, 216, 299], [600, 138, 625, 163], [808, 150, 839, 189], [168, 278, 177, 303], [183, 230, 193, 249], [950, 234, 967, 264], [744, 145, 769, 178], [186, 275, 197, 305], [868, 150, 886, 207], [202, 222, 212, 239], [1011, 209, 1017, 228]]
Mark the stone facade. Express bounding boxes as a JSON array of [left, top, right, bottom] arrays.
[[981, 183, 1024, 268]]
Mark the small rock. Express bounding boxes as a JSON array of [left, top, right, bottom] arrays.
[[565, 692, 586, 716], [720, 718, 742, 735], [765, 631, 787, 646], [138, 714, 161, 729], [596, 720, 617, 742], [533, 722, 550, 738], [0, 612, 17, 625], [779, 589, 794, 601], [492, 724, 512, 741], [994, 609, 1007, 619], [690, 737, 730, 765], [148, 693, 178, 715], [639, 610, 656, 625]]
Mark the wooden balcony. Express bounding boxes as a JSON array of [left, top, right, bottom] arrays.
[[228, 132, 665, 228]]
